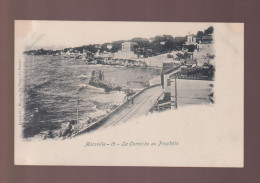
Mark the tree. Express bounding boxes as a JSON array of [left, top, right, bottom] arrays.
[[100, 44, 109, 53], [197, 31, 204, 37], [176, 53, 184, 60], [110, 42, 122, 53], [187, 44, 196, 52], [204, 26, 214, 35]]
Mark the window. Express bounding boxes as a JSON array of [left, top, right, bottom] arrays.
[[167, 79, 171, 86]]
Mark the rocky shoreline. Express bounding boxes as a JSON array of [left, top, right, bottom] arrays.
[[52, 70, 137, 139], [25, 70, 140, 140], [88, 70, 121, 92], [89, 70, 136, 97]]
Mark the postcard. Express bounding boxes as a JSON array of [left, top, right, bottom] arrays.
[[15, 21, 244, 167]]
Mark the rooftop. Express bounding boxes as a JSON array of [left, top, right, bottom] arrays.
[[162, 62, 181, 74], [185, 59, 197, 65]]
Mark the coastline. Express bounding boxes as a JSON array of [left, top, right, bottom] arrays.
[[73, 84, 161, 137], [22, 55, 161, 140]]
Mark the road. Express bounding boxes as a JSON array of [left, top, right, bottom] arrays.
[[98, 85, 163, 129]]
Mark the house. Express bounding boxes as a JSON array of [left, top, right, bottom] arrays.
[[82, 49, 94, 60], [185, 35, 197, 45], [122, 42, 137, 52], [113, 42, 138, 60], [196, 34, 213, 44], [99, 51, 114, 59], [184, 59, 197, 67], [107, 44, 113, 50], [185, 33, 213, 49], [161, 63, 181, 101], [160, 59, 197, 104], [158, 62, 182, 109], [201, 34, 213, 44], [158, 58, 214, 110]]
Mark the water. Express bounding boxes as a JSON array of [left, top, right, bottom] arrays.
[[23, 55, 161, 138]]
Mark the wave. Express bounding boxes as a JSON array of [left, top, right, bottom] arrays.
[[76, 74, 90, 78], [33, 80, 53, 90], [88, 109, 107, 119]]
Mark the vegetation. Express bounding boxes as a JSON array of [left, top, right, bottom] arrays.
[[24, 48, 59, 55], [196, 26, 214, 43], [24, 26, 214, 58], [204, 26, 214, 35], [187, 44, 196, 52]]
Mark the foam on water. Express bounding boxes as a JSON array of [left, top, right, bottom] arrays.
[[23, 55, 161, 138]]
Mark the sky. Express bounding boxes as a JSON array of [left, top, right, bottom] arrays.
[[16, 21, 213, 50]]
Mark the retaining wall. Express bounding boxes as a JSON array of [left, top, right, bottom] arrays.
[[73, 84, 161, 137]]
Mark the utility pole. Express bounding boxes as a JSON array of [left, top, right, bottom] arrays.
[[175, 77, 177, 109], [170, 75, 178, 110], [76, 94, 79, 124], [32, 47, 35, 73]]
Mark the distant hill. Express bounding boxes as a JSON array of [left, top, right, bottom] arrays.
[[24, 26, 214, 59], [24, 35, 186, 57]]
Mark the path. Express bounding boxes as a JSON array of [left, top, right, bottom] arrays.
[[100, 85, 162, 129], [74, 85, 162, 136]]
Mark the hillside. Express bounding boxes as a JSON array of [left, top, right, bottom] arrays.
[[138, 51, 180, 67], [24, 26, 214, 63]]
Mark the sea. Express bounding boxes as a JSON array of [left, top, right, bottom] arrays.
[[22, 55, 161, 138]]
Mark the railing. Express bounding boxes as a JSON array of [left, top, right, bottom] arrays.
[[150, 101, 171, 112], [72, 84, 161, 137], [150, 92, 173, 112], [171, 67, 214, 81]]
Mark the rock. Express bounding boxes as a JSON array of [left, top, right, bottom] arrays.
[[89, 70, 122, 93]]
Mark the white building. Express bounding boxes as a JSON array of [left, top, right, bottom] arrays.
[[185, 35, 197, 45], [121, 42, 137, 52], [113, 42, 138, 59], [107, 44, 112, 50], [161, 63, 181, 102], [99, 51, 113, 58]]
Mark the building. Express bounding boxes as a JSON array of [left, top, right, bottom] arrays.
[[64, 50, 82, 58], [185, 35, 197, 45], [184, 59, 197, 67], [186, 34, 213, 46], [161, 59, 198, 106], [196, 34, 213, 44], [159, 62, 181, 109], [160, 60, 214, 110], [201, 34, 213, 44], [113, 42, 138, 59], [99, 51, 113, 59], [82, 49, 94, 60], [121, 42, 137, 52], [107, 44, 113, 50], [161, 63, 181, 102]]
